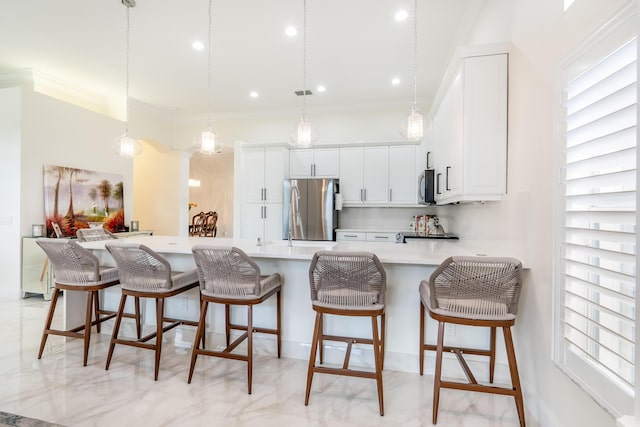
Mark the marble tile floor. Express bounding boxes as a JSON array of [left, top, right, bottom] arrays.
[[0, 297, 537, 427]]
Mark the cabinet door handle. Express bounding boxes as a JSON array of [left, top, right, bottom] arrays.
[[446, 166, 451, 191], [264, 188, 267, 200], [426, 151, 432, 169], [311, 164, 315, 176], [344, 234, 358, 238], [364, 189, 367, 201], [374, 236, 389, 240], [360, 188, 363, 202], [436, 173, 442, 195], [389, 188, 392, 201]]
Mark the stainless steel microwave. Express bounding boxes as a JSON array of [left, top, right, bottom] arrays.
[[418, 169, 435, 205]]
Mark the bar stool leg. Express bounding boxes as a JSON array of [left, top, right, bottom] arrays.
[[371, 314, 384, 416], [489, 326, 497, 383], [305, 311, 322, 406], [247, 305, 253, 395], [94, 290, 101, 333], [83, 291, 94, 366], [504, 326, 526, 427], [154, 298, 165, 381], [106, 293, 127, 370], [38, 287, 60, 359], [188, 299, 209, 383], [276, 290, 282, 358], [134, 296, 141, 339], [419, 303, 425, 375], [432, 321, 445, 424]]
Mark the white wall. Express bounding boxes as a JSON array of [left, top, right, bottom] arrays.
[[0, 87, 22, 299], [188, 149, 234, 237], [133, 140, 189, 236]]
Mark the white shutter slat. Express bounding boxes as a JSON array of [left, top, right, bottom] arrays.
[[566, 126, 636, 163], [565, 147, 636, 180], [566, 103, 636, 147], [565, 169, 635, 196], [567, 80, 637, 131]]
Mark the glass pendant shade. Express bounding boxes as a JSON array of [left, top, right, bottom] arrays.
[[290, 115, 317, 148], [407, 106, 424, 141], [196, 128, 223, 154], [113, 133, 142, 158]]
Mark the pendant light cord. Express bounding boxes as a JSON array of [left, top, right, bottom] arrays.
[[125, 4, 131, 135], [207, 0, 212, 130], [412, 0, 418, 110], [302, 0, 307, 118]]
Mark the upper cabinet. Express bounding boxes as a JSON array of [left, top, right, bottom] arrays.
[[388, 145, 417, 205], [339, 146, 389, 205], [244, 146, 289, 203], [431, 48, 509, 204], [290, 148, 340, 178]]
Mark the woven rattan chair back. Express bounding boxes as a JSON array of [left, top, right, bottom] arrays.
[[192, 246, 264, 297], [76, 227, 117, 242], [428, 256, 522, 319], [308, 251, 386, 309], [36, 238, 102, 285], [105, 243, 173, 291]]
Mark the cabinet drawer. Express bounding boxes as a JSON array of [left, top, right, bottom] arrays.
[[366, 232, 396, 242], [336, 231, 366, 241]]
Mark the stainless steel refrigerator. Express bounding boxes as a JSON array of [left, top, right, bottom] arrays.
[[282, 178, 339, 241]]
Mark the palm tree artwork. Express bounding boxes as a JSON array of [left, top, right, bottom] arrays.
[[43, 164, 126, 237]]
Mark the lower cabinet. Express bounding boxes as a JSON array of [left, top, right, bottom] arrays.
[[243, 203, 283, 241], [336, 231, 397, 242], [22, 237, 53, 300]]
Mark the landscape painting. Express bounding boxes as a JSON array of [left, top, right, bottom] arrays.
[[43, 164, 125, 237]]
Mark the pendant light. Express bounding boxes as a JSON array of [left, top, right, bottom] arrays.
[[290, 0, 317, 148], [194, 0, 223, 154], [113, 0, 142, 158], [406, 0, 423, 141]]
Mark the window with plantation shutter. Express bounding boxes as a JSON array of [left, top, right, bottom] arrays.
[[555, 17, 637, 417]]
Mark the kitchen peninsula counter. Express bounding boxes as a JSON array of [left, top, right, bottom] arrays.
[[73, 235, 526, 377]]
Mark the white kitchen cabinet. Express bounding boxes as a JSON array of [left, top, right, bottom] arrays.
[[336, 231, 366, 241], [431, 51, 508, 204], [242, 146, 288, 240], [388, 145, 417, 205], [289, 148, 339, 178], [243, 203, 283, 241], [339, 146, 389, 205], [244, 146, 288, 203]]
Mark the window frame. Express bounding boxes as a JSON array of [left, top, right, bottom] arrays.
[[553, 2, 638, 418]]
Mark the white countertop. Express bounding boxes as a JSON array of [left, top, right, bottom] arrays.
[[81, 235, 528, 267]]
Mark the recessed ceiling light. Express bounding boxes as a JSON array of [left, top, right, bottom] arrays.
[[394, 10, 409, 21], [250, 91, 259, 98], [285, 26, 298, 37], [316, 85, 326, 93], [392, 77, 401, 85], [192, 40, 205, 51]]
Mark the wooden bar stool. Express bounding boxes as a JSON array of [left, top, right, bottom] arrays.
[[305, 251, 386, 416], [189, 245, 282, 394], [35, 238, 120, 366], [105, 243, 200, 380], [419, 256, 525, 426]]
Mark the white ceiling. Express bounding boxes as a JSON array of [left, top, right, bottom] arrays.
[[0, 0, 478, 118]]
